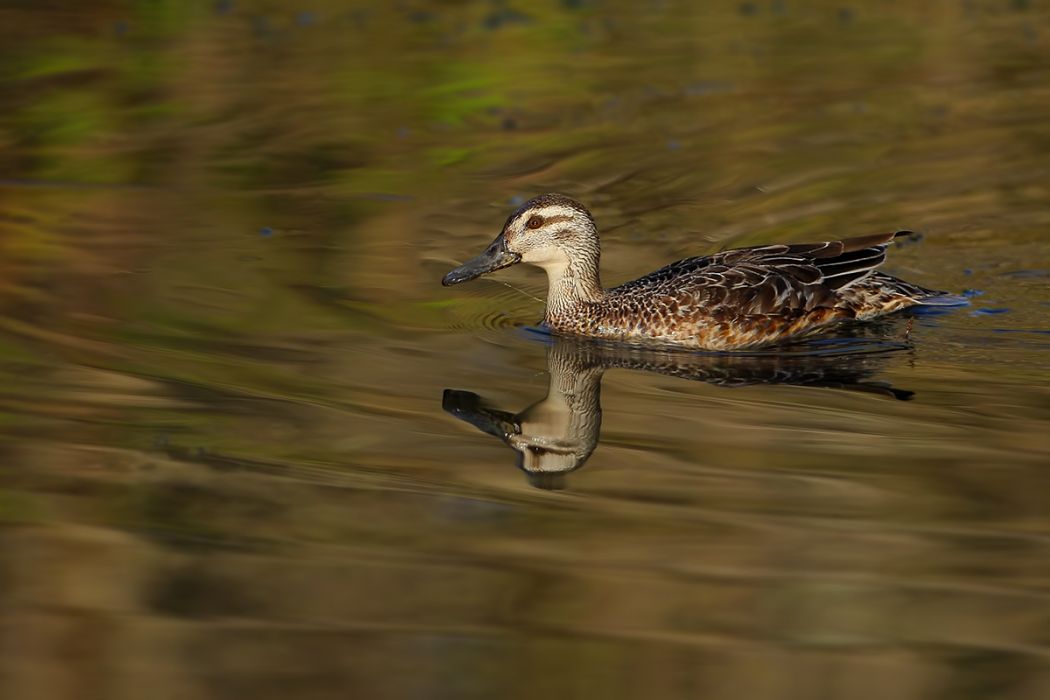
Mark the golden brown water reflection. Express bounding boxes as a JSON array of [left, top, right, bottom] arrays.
[[2, 2, 1050, 698]]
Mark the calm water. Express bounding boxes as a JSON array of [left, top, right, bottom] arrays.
[[2, 2, 1049, 698]]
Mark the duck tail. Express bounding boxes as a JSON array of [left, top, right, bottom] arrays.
[[915, 292, 970, 307], [869, 272, 969, 308], [908, 290, 970, 316]]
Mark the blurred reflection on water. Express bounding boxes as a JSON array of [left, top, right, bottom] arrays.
[[1, 1, 1050, 699], [445, 330, 918, 490]]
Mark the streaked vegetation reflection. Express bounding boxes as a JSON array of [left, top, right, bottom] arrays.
[[1, 2, 1049, 699]]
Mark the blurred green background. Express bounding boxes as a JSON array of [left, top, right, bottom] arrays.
[[1, 2, 1049, 699]]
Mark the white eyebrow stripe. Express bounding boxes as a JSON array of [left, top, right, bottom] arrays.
[[530, 205, 579, 220]]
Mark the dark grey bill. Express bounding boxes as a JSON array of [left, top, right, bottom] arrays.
[[442, 234, 521, 286], [441, 389, 520, 439]]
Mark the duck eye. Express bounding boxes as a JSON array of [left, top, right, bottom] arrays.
[[526, 215, 544, 230]]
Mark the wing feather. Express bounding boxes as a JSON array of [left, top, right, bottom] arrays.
[[609, 230, 912, 316]]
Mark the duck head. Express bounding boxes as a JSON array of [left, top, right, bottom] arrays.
[[442, 194, 599, 287]]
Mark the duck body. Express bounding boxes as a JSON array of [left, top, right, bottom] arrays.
[[542, 233, 943, 350], [442, 194, 958, 351]]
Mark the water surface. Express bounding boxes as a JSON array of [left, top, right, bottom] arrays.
[[1, 2, 1049, 698]]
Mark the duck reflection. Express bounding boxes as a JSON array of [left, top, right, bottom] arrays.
[[443, 332, 914, 489]]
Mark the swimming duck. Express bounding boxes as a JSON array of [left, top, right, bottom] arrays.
[[442, 194, 957, 350]]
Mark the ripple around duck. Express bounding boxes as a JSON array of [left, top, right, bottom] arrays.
[[447, 307, 524, 335], [444, 281, 543, 333]]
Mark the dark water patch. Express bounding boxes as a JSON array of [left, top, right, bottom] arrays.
[[482, 6, 533, 30], [990, 328, 1050, 335], [910, 303, 968, 316], [682, 81, 735, 97], [1001, 269, 1049, 279], [0, 178, 154, 190], [353, 192, 414, 202]]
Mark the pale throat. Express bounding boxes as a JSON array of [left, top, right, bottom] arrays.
[[527, 248, 605, 315]]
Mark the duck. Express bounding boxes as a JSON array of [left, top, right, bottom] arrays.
[[442, 194, 959, 350]]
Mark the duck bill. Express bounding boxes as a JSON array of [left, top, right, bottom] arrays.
[[442, 234, 521, 286], [442, 389, 521, 439]]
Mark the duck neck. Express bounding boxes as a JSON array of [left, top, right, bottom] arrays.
[[539, 249, 605, 321]]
